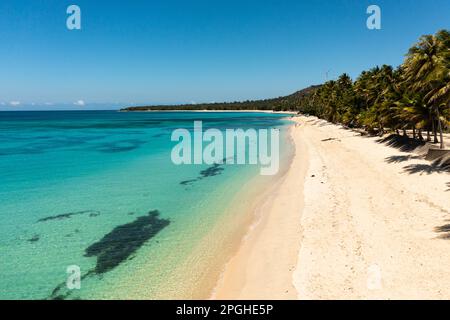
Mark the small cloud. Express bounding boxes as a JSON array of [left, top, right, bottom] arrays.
[[44, 102, 54, 106], [73, 100, 85, 106], [190, 101, 197, 105], [9, 101, 21, 106]]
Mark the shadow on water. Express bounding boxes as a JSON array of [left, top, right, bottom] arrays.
[[377, 134, 426, 153], [49, 210, 170, 299]]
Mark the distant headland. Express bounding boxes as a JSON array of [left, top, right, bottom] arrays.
[[120, 85, 320, 112]]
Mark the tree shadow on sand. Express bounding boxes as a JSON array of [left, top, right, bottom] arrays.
[[385, 155, 422, 163], [305, 119, 331, 127], [377, 134, 427, 153], [403, 159, 450, 175], [435, 224, 450, 239]]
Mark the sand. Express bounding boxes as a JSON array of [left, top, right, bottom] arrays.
[[214, 115, 450, 300], [212, 121, 307, 299]]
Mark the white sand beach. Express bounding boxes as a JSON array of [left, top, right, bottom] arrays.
[[214, 115, 450, 300]]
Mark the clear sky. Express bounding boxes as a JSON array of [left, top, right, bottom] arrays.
[[0, 0, 449, 110]]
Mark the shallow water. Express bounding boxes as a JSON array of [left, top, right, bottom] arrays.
[[0, 111, 292, 299]]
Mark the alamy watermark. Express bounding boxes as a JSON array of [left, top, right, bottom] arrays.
[[171, 121, 280, 175], [66, 265, 81, 290], [367, 5, 381, 30], [66, 5, 81, 30], [65, 4, 381, 31]]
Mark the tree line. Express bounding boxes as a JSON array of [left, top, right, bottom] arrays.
[[120, 85, 319, 112], [122, 30, 449, 148], [299, 30, 450, 149]]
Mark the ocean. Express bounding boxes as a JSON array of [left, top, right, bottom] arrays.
[[0, 111, 293, 299]]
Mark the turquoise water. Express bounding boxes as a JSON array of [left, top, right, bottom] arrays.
[[0, 111, 293, 299]]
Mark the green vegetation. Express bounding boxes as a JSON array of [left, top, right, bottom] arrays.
[[122, 30, 450, 148], [308, 29, 450, 149], [121, 85, 319, 112]]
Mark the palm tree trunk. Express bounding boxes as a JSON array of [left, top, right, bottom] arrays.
[[418, 129, 424, 141], [432, 116, 438, 143], [403, 129, 407, 137], [436, 108, 444, 149], [413, 127, 416, 139], [427, 110, 432, 141]]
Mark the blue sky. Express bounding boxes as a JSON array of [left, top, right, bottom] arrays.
[[0, 0, 449, 110]]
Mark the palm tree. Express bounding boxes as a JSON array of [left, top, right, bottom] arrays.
[[395, 94, 430, 140], [315, 80, 339, 123], [296, 31, 448, 145], [426, 30, 450, 148], [403, 29, 450, 149]]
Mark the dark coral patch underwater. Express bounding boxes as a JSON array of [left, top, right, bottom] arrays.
[[49, 210, 170, 299], [84, 210, 170, 274], [92, 139, 147, 153], [179, 163, 225, 186], [37, 210, 100, 222], [199, 163, 224, 178], [27, 234, 40, 243]]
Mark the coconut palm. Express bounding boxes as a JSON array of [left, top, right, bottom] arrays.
[[403, 29, 450, 148]]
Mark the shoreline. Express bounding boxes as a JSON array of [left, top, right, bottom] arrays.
[[119, 109, 297, 115], [212, 121, 307, 299], [115, 121, 297, 300], [213, 115, 450, 299]]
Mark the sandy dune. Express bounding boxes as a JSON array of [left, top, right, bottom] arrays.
[[215, 116, 450, 300]]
